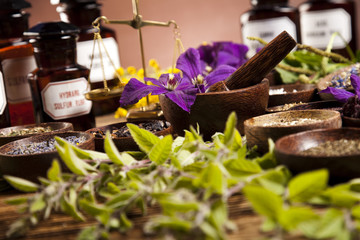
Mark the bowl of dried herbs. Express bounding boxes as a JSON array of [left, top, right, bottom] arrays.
[[86, 120, 172, 152], [275, 128, 360, 180], [0, 131, 94, 182], [244, 109, 342, 153], [0, 122, 73, 146]]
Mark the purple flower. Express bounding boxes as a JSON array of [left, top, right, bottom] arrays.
[[319, 74, 360, 103], [119, 47, 236, 112], [176, 48, 236, 93], [197, 41, 249, 69], [119, 73, 197, 112]]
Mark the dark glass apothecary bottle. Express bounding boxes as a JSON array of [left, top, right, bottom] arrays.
[[240, 0, 300, 57], [25, 22, 96, 131], [52, 0, 122, 116], [299, 0, 357, 58], [0, 0, 35, 126]]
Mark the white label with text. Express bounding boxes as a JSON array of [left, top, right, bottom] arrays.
[[242, 16, 297, 57], [0, 72, 7, 115], [77, 37, 121, 83], [41, 78, 92, 120], [300, 8, 351, 49], [2, 55, 36, 103]]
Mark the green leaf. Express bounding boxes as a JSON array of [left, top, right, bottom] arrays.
[[149, 135, 173, 165], [223, 112, 237, 146], [275, 67, 299, 84], [104, 131, 124, 165], [5, 197, 28, 205], [288, 169, 328, 203], [47, 160, 62, 182], [323, 186, 360, 208], [106, 190, 137, 209], [159, 200, 199, 214], [30, 194, 46, 213], [127, 123, 160, 153], [209, 200, 228, 233], [60, 196, 85, 221], [3, 175, 39, 192], [193, 162, 225, 196], [225, 158, 262, 177], [299, 208, 344, 239], [79, 199, 111, 225], [77, 226, 97, 240], [56, 144, 95, 176], [243, 185, 282, 221], [279, 206, 318, 231]]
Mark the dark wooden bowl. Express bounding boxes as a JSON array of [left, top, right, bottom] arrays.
[[86, 120, 172, 152], [244, 110, 342, 153], [159, 79, 269, 139], [342, 116, 360, 128], [0, 131, 94, 182], [275, 128, 360, 180], [0, 122, 73, 146], [268, 83, 318, 107]]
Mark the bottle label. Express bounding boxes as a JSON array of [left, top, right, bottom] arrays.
[[1, 55, 36, 103], [0, 72, 7, 115], [242, 16, 297, 57], [41, 78, 92, 120], [77, 37, 121, 83], [300, 8, 352, 49]]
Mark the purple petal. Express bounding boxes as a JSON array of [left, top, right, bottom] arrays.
[[320, 87, 355, 103], [204, 65, 236, 89], [350, 74, 360, 96], [119, 78, 166, 107], [197, 44, 215, 66], [176, 48, 203, 80], [165, 87, 198, 112]]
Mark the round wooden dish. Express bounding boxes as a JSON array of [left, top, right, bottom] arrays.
[[244, 110, 342, 153], [268, 83, 318, 107], [159, 79, 269, 140], [342, 116, 360, 128], [86, 120, 172, 152], [0, 131, 94, 182], [275, 128, 360, 180], [0, 122, 73, 146]]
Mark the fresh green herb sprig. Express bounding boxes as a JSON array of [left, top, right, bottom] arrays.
[[5, 113, 360, 239], [249, 33, 359, 85]]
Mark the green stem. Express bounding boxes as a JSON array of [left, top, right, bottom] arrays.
[[277, 63, 316, 75], [296, 43, 351, 64]]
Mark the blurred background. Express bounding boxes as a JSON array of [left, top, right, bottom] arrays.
[[26, 0, 360, 69]]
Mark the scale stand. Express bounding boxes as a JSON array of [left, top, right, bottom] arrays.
[[85, 0, 181, 121]]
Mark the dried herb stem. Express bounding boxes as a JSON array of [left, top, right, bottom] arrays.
[[277, 63, 316, 75], [296, 43, 351, 63]]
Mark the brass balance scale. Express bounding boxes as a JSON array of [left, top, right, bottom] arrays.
[[84, 0, 184, 121]]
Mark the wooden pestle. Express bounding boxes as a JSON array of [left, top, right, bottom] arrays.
[[208, 31, 297, 92]]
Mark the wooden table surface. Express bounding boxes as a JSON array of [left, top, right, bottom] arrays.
[[0, 190, 272, 240]]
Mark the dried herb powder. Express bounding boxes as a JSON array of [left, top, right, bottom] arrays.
[[90, 121, 171, 138], [0, 126, 53, 137], [6, 135, 86, 155], [262, 118, 321, 127], [300, 139, 360, 156]]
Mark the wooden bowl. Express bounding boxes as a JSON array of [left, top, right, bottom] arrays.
[[0, 122, 73, 146], [86, 120, 172, 152], [268, 83, 318, 107], [275, 128, 360, 180], [342, 116, 360, 128], [159, 79, 269, 139], [244, 110, 342, 153], [0, 131, 94, 182]]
